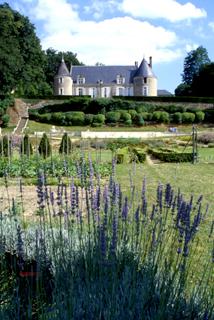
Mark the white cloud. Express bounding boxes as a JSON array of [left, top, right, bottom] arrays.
[[84, 0, 119, 19], [13, 0, 195, 66], [121, 0, 206, 22], [209, 22, 214, 32]]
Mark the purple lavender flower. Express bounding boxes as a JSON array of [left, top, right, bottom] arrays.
[[165, 183, 173, 208], [157, 183, 163, 213], [122, 196, 129, 221], [110, 214, 117, 256]]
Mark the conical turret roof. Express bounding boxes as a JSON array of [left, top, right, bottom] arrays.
[[57, 58, 70, 76], [134, 58, 156, 78]]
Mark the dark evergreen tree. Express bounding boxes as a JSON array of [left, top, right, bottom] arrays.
[[20, 134, 33, 157], [38, 133, 51, 158], [0, 135, 12, 157], [191, 63, 214, 97], [182, 46, 210, 85], [59, 132, 72, 154]]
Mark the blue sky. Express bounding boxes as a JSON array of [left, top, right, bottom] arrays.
[[1, 0, 214, 93]]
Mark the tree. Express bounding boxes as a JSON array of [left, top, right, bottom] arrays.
[[191, 63, 214, 97], [182, 46, 210, 85], [20, 134, 33, 157], [0, 3, 52, 95], [38, 133, 51, 158], [59, 132, 72, 154]]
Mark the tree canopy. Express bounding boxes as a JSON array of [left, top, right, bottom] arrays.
[[182, 46, 210, 85], [0, 3, 82, 96], [175, 46, 211, 96], [191, 63, 214, 97]]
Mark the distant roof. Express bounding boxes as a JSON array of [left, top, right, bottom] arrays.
[[57, 59, 70, 76], [71, 65, 137, 85], [157, 89, 173, 96], [134, 58, 156, 78]]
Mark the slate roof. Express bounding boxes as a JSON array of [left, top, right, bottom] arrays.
[[134, 58, 156, 78], [71, 65, 138, 85], [57, 59, 70, 76]]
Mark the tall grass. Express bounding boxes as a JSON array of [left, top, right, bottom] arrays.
[[0, 156, 213, 319]]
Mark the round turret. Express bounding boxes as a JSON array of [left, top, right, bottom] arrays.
[[133, 57, 157, 96], [54, 58, 73, 95]]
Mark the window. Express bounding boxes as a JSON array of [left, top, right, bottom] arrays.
[[77, 75, 85, 84], [78, 88, 83, 96], [118, 87, 123, 96], [59, 88, 64, 95], [144, 77, 147, 84], [59, 77, 64, 84], [116, 75, 125, 84], [92, 88, 96, 98], [143, 87, 148, 96], [104, 88, 107, 98]]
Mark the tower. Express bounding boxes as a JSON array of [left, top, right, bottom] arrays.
[[133, 57, 157, 96], [54, 57, 73, 95]]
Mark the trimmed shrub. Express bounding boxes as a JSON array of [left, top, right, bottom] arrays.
[[0, 135, 12, 157], [172, 112, 182, 124], [93, 114, 105, 125], [141, 112, 151, 121], [59, 132, 72, 154], [134, 114, 144, 126], [38, 133, 52, 158], [51, 113, 66, 125], [20, 134, 33, 157], [148, 148, 192, 162], [106, 111, 121, 123], [69, 112, 85, 126], [182, 112, 195, 124], [130, 147, 146, 163], [152, 111, 170, 123], [195, 111, 205, 123], [128, 109, 138, 120], [124, 119, 132, 126], [84, 114, 94, 125], [119, 111, 131, 122]]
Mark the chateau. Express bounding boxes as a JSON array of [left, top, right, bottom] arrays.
[[54, 57, 157, 98]]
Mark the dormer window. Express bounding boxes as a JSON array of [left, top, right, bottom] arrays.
[[116, 75, 125, 85], [77, 75, 85, 84]]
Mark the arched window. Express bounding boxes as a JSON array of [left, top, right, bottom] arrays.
[[78, 88, 83, 96]]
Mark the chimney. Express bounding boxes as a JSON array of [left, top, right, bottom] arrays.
[[149, 56, 152, 68], [135, 61, 138, 68]]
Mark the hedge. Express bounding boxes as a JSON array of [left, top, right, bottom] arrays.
[[131, 147, 146, 163], [148, 148, 193, 162]]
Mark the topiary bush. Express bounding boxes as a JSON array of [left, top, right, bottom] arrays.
[[182, 112, 195, 124], [0, 135, 12, 157], [106, 111, 121, 124], [84, 114, 94, 125], [38, 133, 51, 158], [172, 112, 182, 124], [93, 114, 105, 125], [59, 132, 72, 154], [20, 134, 33, 157]]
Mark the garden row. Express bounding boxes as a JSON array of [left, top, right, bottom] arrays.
[[30, 109, 206, 127], [29, 97, 214, 126]]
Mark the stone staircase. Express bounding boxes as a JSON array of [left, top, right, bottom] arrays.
[[12, 99, 30, 135]]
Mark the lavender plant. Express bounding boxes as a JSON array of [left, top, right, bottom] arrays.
[[0, 159, 213, 320]]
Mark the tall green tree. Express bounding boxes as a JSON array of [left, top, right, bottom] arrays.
[[44, 48, 83, 88], [0, 3, 52, 95], [182, 46, 210, 85], [191, 63, 214, 97]]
